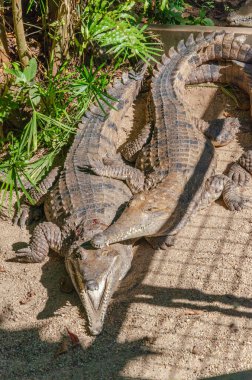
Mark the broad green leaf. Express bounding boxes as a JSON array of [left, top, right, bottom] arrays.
[[29, 86, 41, 106], [24, 58, 37, 82]]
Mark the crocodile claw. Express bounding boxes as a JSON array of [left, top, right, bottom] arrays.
[[15, 247, 34, 262], [13, 204, 30, 228], [228, 196, 251, 211], [79, 158, 109, 176], [228, 163, 250, 187], [147, 235, 176, 250]]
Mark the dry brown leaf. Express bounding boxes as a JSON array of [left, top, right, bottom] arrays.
[[54, 337, 69, 357], [66, 328, 80, 347]]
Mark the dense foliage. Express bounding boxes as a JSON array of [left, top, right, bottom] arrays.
[[0, 0, 213, 209]]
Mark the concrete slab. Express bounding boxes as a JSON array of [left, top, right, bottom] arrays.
[[150, 24, 252, 52]]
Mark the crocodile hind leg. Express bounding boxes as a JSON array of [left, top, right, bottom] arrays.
[[146, 235, 176, 250], [192, 117, 240, 147], [199, 174, 250, 211], [147, 174, 250, 250], [120, 122, 152, 162], [228, 150, 252, 186], [13, 166, 61, 228], [16, 222, 62, 262]]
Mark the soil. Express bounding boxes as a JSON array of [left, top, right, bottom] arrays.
[[1, 83, 252, 380]]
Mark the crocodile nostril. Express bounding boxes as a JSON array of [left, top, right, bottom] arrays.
[[86, 279, 99, 291], [91, 233, 106, 248]]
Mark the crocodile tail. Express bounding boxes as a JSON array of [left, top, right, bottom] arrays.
[[152, 31, 252, 84], [73, 62, 147, 142], [186, 60, 252, 90]]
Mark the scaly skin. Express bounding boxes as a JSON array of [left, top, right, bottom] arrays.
[[227, 0, 252, 26], [91, 32, 252, 250], [15, 65, 147, 335]]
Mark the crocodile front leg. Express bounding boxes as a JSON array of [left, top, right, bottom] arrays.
[[16, 222, 62, 262], [82, 157, 145, 193], [228, 150, 252, 186], [147, 174, 250, 250], [199, 174, 250, 211], [192, 117, 240, 147], [13, 166, 61, 227]]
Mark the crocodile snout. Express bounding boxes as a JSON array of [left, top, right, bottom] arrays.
[[91, 233, 107, 248]]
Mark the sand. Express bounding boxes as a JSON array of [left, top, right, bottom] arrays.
[[1, 84, 252, 380]]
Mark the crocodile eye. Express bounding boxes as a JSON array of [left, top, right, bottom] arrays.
[[145, 206, 160, 212]]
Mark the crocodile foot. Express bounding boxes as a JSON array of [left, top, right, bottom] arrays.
[[146, 235, 176, 250], [15, 246, 35, 262], [206, 117, 240, 147], [223, 179, 251, 211], [228, 162, 250, 187], [81, 157, 145, 193], [13, 204, 30, 228], [224, 194, 251, 211]]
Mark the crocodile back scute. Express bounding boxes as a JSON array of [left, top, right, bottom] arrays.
[[140, 32, 252, 181], [45, 67, 146, 240]]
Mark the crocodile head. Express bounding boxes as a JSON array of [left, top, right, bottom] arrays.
[[65, 242, 132, 335], [227, 1, 252, 26], [91, 190, 174, 248]]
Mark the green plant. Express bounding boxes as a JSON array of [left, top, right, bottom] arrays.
[[0, 0, 163, 212], [184, 8, 214, 26], [140, 0, 214, 26], [70, 59, 117, 117], [0, 57, 116, 209], [76, 0, 161, 63], [141, 0, 185, 24]]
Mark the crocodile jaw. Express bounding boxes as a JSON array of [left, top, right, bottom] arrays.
[[227, 1, 252, 26], [65, 245, 132, 335], [91, 193, 171, 248], [228, 15, 252, 26]]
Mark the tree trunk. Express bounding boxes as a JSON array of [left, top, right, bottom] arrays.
[[0, 0, 10, 66], [12, 0, 29, 66], [49, 0, 75, 76]]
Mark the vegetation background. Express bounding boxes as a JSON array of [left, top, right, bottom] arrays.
[[0, 0, 219, 210]]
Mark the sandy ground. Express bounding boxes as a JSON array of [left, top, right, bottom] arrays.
[[1, 84, 252, 380]]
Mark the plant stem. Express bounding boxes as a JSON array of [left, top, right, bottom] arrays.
[[0, 0, 9, 66], [0, 0, 9, 137], [12, 0, 29, 66], [49, 0, 74, 75]]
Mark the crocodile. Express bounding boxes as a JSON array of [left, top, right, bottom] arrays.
[[90, 31, 252, 250], [227, 0, 252, 26], [14, 64, 147, 335], [186, 60, 252, 186]]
